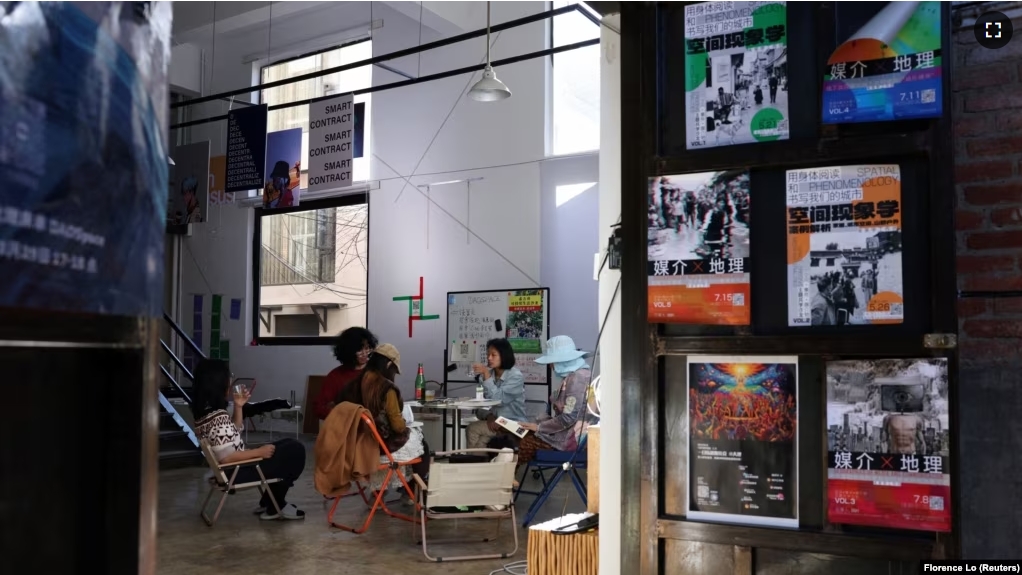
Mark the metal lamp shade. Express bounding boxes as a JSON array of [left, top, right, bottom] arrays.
[[469, 65, 512, 102]]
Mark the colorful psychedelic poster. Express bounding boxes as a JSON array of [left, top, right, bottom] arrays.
[[822, 1, 942, 124], [687, 356, 799, 528], [168, 141, 210, 226], [648, 171, 751, 325], [684, 1, 789, 149], [0, 2, 171, 317], [263, 128, 303, 209], [826, 359, 950, 532], [786, 165, 904, 327]]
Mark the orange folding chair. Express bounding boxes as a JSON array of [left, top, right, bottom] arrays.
[[327, 411, 422, 534]]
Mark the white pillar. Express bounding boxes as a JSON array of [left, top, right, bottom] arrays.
[[597, 13, 622, 575]]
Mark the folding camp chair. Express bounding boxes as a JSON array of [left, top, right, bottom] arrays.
[[412, 449, 519, 562], [198, 439, 282, 527], [514, 436, 588, 526], [326, 411, 421, 534]]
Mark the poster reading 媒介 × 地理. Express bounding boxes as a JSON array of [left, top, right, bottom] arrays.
[[826, 359, 950, 532], [687, 356, 799, 528], [786, 165, 904, 327], [685, 1, 789, 150], [823, 1, 942, 124], [648, 171, 751, 325]]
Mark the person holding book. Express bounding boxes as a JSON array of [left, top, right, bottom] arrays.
[[467, 338, 527, 449], [516, 335, 596, 464]]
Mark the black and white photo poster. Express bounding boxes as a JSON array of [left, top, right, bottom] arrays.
[[308, 94, 355, 193], [687, 355, 799, 528], [685, 1, 789, 149], [225, 104, 268, 194]]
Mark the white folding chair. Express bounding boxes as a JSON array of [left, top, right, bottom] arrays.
[[198, 438, 282, 527], [412, 448, 519, 562]]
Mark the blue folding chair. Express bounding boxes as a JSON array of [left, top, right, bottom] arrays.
[[513, 436, 588, 527]]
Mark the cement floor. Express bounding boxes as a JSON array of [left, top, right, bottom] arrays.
[[157, 434, 588, 575]]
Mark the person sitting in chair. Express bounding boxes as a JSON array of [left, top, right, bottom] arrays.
[[191, 359, 306, 520], [517, 336, 596, 465], [466, 338, 527, 449]]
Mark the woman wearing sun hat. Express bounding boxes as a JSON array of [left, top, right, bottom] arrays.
[[517, 335, 597, 464]]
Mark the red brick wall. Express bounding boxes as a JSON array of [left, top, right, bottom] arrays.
[[951, 7, 1022, 559]]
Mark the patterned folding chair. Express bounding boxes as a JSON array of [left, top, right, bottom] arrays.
[[326, 412, 421, 534], [198, 438, 281, 527]]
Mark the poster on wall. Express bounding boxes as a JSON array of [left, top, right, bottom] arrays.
[[684, 1, 789, 150], [225, 104, 268, 194], [648, 171, 751, 325], [826, 359, 950, 532], [168, 141, 210, 225], [308, 94, 355, 193], [823, 2, 942, 124], [447, 289, 550, 384], [0, 2, 171, 317], [786, 165, 903, 327], [687, 356, 799, 528], [263, 128, 302, 209]]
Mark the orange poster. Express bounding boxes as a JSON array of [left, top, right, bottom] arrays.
[[647, 171, 751, 325], [786, 165, 903, 326], [208, 155, 234, 205]]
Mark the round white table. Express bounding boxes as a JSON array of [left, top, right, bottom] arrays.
[[409, 398, 500, 450]]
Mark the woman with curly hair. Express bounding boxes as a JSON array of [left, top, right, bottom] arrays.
[[312, 327, 378, 422]]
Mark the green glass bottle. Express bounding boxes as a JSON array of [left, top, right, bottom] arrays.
[[415, 363, 425, 400]]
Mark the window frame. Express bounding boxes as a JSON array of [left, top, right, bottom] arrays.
[[258, 37, 372, 96], [548, 1, 602, 157], [251, 193, 370, 346]]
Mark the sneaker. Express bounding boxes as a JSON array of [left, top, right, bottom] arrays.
[[260, 503, 305, 521]]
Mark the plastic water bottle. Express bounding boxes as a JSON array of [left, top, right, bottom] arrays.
[[475, 383, 485, 401]]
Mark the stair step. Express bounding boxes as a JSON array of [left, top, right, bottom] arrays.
[[158, 449, 203, 470], [160, 430, 187, 439]]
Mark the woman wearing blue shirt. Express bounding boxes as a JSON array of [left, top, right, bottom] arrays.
[[467, 338, 527, 448]]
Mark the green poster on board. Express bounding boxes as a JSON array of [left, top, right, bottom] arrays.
[[210, 294, 223, 359]]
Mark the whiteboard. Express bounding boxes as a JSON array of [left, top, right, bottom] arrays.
[[446, 288, 550, 385]]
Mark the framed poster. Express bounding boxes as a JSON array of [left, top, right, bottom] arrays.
[[648, 171, 751, 324], [822, 1, 942, 124], [684, 1, 789, 149], [786, 165, 904, 327], [826, 359, 950, 532], [262, 128, 302, 209], [687, 356, 799, 528], [168, 141, 210, 225]]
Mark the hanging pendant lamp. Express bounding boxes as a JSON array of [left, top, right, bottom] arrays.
[[469, 2, 511, 102]]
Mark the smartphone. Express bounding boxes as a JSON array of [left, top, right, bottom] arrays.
[[495, 319, 502, 333]]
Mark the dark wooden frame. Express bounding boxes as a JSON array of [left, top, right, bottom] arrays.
[[618, 2, 958, 574]]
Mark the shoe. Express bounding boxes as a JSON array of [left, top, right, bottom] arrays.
[[260, 503, 306, 520]]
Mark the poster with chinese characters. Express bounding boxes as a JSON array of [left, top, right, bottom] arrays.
[[684, 1, 789, 149], [786, 165, 904, 327], [826, 359, 950, 532], [822, 1, 942, 124], [687, 356, 799, 528], [648, 171, 751, 325], [447, 289, 549, 383], [0, 2, 171, 317]]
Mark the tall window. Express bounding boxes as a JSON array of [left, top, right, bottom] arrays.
[[551, 2, 601, 156], [253, 196, 368, 343], [260, 38, 373, 183]]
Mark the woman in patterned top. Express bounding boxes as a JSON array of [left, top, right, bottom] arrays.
[[191, 359, 307, 520]]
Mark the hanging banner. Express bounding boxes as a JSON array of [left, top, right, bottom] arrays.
[[687, 356, 799, 528], [308, 94, 355, 193], [263, 128, 302, 209], [826, 359, 950, 532], [823, 2, 942, 124], [786, 165, 904, 327], [684, 1, 789, 149], [169, 141, 210, 225], [208, 155, 234, 206], [0, 2, 171, 317], [225, 104, 268, 194], [648, 171, 751, 325]]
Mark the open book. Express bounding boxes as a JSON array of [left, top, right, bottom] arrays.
[[495, 416, 529, 439]]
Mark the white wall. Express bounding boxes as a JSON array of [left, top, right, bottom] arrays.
[[597, 13, 622, 575], [175, 2, 563, 405], [539, 153, 599, 352]]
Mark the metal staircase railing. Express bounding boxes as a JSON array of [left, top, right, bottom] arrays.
[[159, 311, 205, 450]]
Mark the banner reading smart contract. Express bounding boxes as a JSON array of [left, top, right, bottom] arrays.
[[308, 94, 355, 193]]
